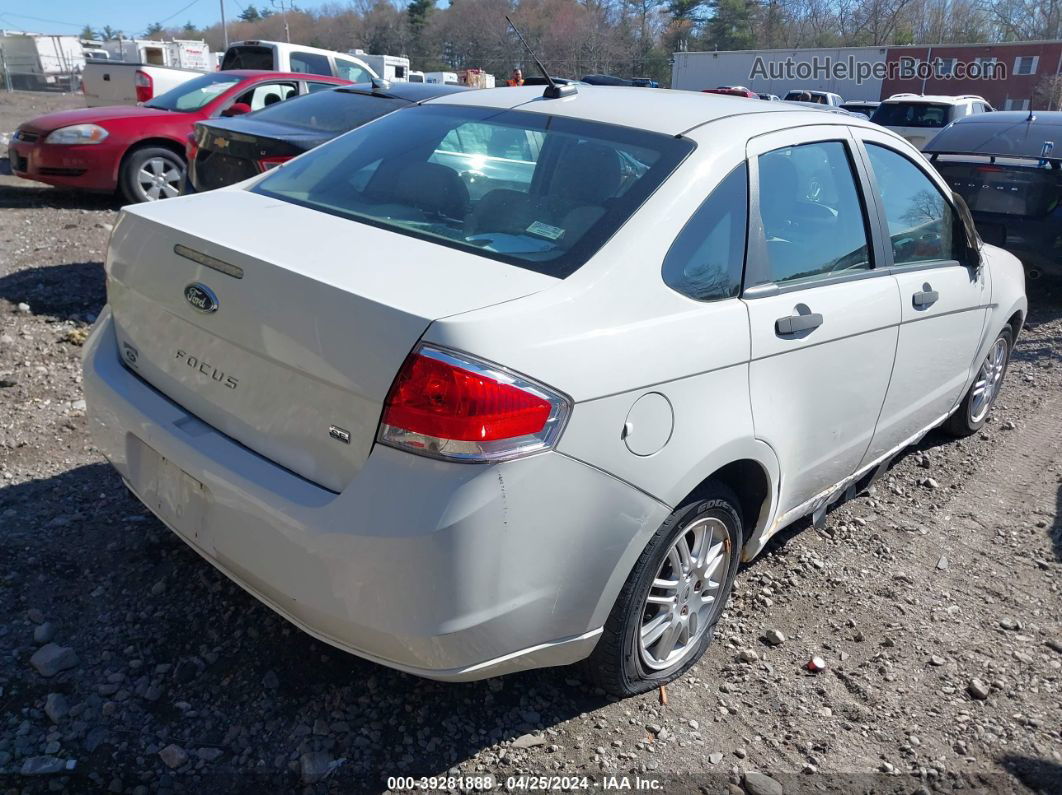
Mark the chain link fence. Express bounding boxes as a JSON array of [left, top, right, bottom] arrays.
[[0, 39, 83, 93]]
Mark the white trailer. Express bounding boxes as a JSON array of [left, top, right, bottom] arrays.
[[348, 50, 410, 82], [102, 39, 211, 71], [0, 32, 85, 91], [671, 46, 888, 102], [424, 71, 459, 85]]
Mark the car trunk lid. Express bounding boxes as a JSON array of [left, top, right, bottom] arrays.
[[106, 189, 556, 491]]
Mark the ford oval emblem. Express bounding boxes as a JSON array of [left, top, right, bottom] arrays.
[[184, 283, 218, 313]]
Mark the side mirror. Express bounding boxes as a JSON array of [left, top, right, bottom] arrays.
[[221, 102, 251, 117], [953, 191, 982, 269]]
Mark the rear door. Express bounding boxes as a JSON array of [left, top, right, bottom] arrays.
[[854, 130, 988, 465], [742, 125, 900, 517]]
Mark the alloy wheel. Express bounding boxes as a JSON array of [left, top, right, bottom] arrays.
[[136, 157, 182, 201], [638, 516, 731, 670], [969, 337, 1008, 424]]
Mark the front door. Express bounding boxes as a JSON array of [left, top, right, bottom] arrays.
[[854, 132, 989, 465], [743, 127, 900, 517]]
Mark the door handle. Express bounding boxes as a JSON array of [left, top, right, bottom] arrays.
[[913, 289, 939, 308], [775, 312, 823, 335]]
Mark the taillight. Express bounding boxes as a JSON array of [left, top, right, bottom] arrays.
[[134, 70, 153, 103], [378, 345, 570, 462], [257, 154, 292, 172]]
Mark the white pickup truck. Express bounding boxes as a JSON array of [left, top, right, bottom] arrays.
[[81, 61, 204, 107]]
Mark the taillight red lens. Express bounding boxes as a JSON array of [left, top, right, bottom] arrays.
[[257, 155, 293, 172], [378, 346, 569, 462], [134, 70, 153, 103]]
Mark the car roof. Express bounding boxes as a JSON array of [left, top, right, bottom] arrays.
[[338, 81, 469, 101], [425, 85, 806, 135], [216, 69, 349, 82]]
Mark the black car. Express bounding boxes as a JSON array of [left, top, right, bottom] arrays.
[[188, 81, 468, 192], [925, 111, 1062, 280]]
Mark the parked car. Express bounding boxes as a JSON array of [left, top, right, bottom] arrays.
[[581, 74, 634, 86], [703, 86, 758, 98], [631, 78, 659, 88], [870, 94, 993, 150], [188, 81, 468, 192], [925, 111, 1062, 280], [83, 85, 1025, 696], [841, 100, 880, 116], [221, 40, 377, 83], [783, 90, 843, 106], [9, 70, 348, 203], [758, 93, 781, 101]]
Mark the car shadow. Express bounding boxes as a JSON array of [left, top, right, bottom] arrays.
[[0, 261, 105, 321], [1000, 754, 1062, 793], [0, 463, 613, 790], [0, 165, 122, 210]]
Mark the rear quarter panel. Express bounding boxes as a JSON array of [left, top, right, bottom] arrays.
[[427, 116, 782, 535]]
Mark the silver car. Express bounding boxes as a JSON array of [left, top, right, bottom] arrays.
[[84, 86, 1026, 696]]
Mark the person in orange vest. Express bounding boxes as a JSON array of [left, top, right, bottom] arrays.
[[507, 68, 524, 86]]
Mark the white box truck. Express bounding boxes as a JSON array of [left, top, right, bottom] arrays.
[[0, 32, 85, 91], [348, 50, 410, 82]]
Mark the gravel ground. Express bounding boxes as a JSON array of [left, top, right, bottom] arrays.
[[1, 91, 1060, 795]]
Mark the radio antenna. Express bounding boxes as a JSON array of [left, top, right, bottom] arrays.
[[505, 16, 577, 99]]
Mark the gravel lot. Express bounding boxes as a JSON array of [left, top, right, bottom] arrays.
[[1, 91, 1060, 794]]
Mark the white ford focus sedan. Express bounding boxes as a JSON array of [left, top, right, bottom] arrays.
[[83, 85, 1026, 696]]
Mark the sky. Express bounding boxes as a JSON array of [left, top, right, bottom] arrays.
[[0, 1, 297, 39]]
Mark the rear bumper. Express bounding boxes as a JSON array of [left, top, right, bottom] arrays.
[[83, 310, 668, 680], [8, 138, 118, 191]]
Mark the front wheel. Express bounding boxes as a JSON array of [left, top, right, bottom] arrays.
[[119, 146, 185, 203], [584, 485, 743, 697], [945, 326, 1012, 436]]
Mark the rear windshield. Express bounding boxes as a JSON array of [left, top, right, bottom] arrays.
[[248, 88, 405, 133], [871, 102, 951, 128], [935, 161, 1060, 218], [144, 73, 243, 112], [253, 105, 694, 278], [221, 45, 273, 71]]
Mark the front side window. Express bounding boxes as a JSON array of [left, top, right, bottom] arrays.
[[334, 58, 371, 83], [253, 105, 693, 278], [290, 51, 332, 76], [754, 140, 871, 286], [143, 73, 243, 112], [871, 102, 951, 129], [865, 144, 960, 266], [662, 163, 747, 301]]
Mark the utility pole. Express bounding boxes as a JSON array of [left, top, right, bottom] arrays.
[[271, 0, 291, 43], [220, 0, 228, 50]]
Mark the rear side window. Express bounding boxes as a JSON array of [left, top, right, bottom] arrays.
[[865, 144, 961, 265], [754, 141, 871, 286], [290, 51, 332, 76], [871, 102, 951, 128], [662, 163, 747, 301]]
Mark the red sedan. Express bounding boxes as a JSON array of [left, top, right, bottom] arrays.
[[702, 86, 759, 99], [8, 70, 349, 203]]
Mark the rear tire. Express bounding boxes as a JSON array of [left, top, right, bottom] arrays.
[[944, 326, 1012, 437], [119, 146, 185, 204], [584, 484, 743, 697]]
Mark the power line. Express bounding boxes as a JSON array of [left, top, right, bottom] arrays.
[[0, 11, 82, 29], [157, 0, 205, 26]]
